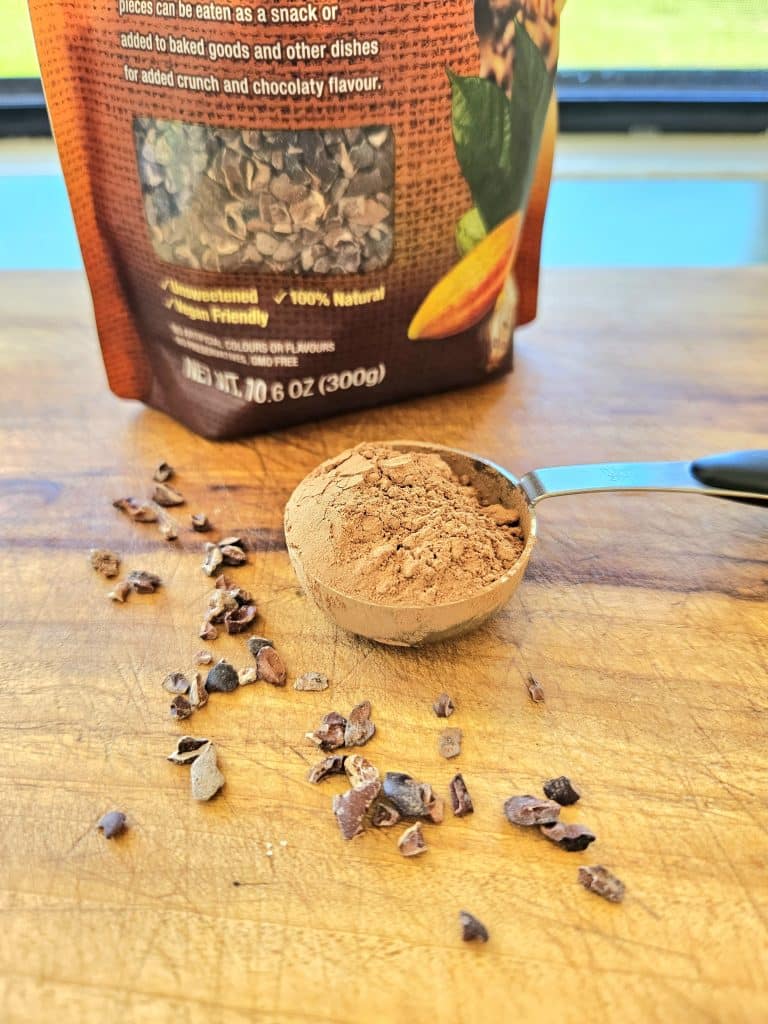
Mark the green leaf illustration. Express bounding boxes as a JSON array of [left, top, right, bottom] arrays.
[[507, 21, 553, 212], [448, 69, 515, 230], [448, 22, 553, 233], [455, 207, 487, 256]]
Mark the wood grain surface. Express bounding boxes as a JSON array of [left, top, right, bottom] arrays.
[[1, 268, 766, 1024]]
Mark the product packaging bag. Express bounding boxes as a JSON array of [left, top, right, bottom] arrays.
[[29, 0, 565, 438]]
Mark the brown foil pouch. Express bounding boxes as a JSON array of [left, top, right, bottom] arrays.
[[28, 0, 564, 439]]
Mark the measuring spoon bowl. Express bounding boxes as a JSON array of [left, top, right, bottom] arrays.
[[284, 442, 768, 647]]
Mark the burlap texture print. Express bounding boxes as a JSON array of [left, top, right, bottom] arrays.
[[29, 0, 563, 438]]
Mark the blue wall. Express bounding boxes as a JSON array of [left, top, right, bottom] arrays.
[[1, 172, 766, 270]]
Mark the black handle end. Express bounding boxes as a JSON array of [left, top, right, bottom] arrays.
[[691, 450, 768, 505]]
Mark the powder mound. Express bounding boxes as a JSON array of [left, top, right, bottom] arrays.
[[286, 444, 525, 606]]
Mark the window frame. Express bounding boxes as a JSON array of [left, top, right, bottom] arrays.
[[0, 78, 49, 136], [557, 70, 768, 132], [0, 71, 767, 136]]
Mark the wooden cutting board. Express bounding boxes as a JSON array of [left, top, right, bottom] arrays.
[[1, 268, 766, 1024]]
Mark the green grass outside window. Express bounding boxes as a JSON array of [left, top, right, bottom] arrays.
[[1, 0, 766, 79]]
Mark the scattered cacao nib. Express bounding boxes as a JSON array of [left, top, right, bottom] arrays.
[[127, 570, 162, 594], [108, 581, 133, 603], [199, 621, 218, 641], [98, 811, 127, 839], [370, 799, 401, 828], [214, 579, 251, 604], [307, 754, 347, 784], [540, 822, 596, 852], [157, 516, 179, 540], [504, 795, 561, 827], [190, 742, 225, 800], [433, 693, 455, 718], [220, 544, 248, 567], [190, 513, 211, 532], [218, 536, 244, 549], [397, 822, 427, 857], [578, 865, 625, 903], [224, 604, 258, 635], [178, 735, 208, 754], [256, 645, 286, 686], [195, 650, 213, 666], [543, 776, 580, 806], [152, 482, 185, 507], [239, 667, 258, 686], [450, 774, 474, 817], [162, 671, 190, 695], [344, 754, 379, 788], [526, 674, 545, 703], [153, 461, 174, 483], [113, 497, 158, 522], [170, 694, 193, 720], [247, 636, 274, 657], [344, 701, 375, 747], [205, 589, 238, 624], [294, 672, 329, 692], [382, 773, 436, 820], [205, 659, 239, 693], [89, 548, 121, 578], [188, 673, 209, 709], [167, 736, 210, 764], [306, 711, 347, 751], [425, 792, 445, 824], [459, 910, 489, 943], [202, 543, 224, 577], [439, 727, 462, 760], [332, 780, 381, 840]]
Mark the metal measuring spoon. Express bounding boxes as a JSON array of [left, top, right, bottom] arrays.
[[285, 444, 768, 647]]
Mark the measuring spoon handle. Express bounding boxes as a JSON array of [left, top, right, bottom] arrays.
[[519, 450, 768, 506]]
